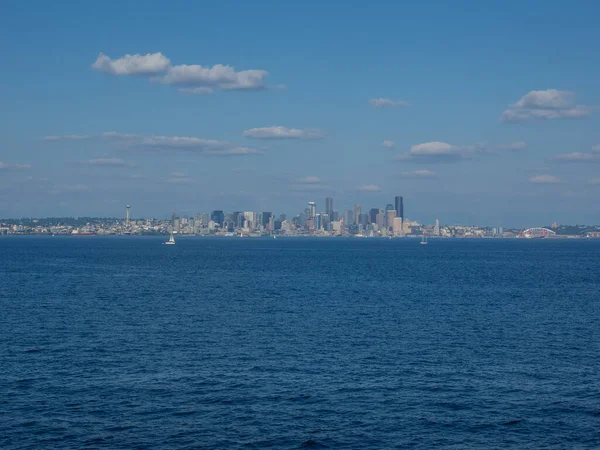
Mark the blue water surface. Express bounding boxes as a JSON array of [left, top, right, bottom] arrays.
[[1, 237, 599, 448]]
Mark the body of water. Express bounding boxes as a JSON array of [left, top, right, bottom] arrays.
[[1, 237, 599, 448]]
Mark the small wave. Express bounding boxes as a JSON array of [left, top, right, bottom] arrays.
[[503, 419, 522, 426]]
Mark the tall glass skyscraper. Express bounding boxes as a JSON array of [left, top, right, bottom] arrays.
[[325, 197, 333, 219], [395, 196, 404, 219]]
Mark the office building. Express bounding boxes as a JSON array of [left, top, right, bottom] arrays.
[[386, 210, 396, 229], [262, 212, 272, 227], [211, 210, 224, 226], [392, 217, 403, 236], [353, 204, 361, 225], [325, 197, 333, 219], [395, 196, 404, 220], [308, 202, 316, 218]]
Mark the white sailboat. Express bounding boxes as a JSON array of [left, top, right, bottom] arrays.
[[420, 234, 428, 245], [164, 232, 176, 245]]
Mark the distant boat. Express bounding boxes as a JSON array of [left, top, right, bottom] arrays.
[[273, 235, 277, 239], [420, 234, 428, 245], [163, 232, 176, 245]]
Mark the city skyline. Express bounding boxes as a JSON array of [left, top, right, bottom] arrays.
[[2, 2, 600, 227]]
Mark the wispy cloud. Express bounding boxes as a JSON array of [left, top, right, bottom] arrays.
[[530, 174, 561, 184], [589, 178, 600, 185], [399, 169, 437, 178], [288, 175, 330, 191], [552, 145, 600, 163], [81, 158, 136, 167], [102, 133, 263, 157], [178, 87, 214, 95], [369, 98, 410, 108], [43, 134, 90, 141], [243, 126, 324, 140], [356, 184, 381, 192], [383, 140, 395, 149], [297, 176, 321, 183], [50, 184, 89, 194], [0, 161, 31, 170], [92, 52, 273, 93], [167, 172, 195, 184], [501, 89, 592, 122]]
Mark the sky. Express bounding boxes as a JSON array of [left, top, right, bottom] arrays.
[[1, 0, 600, 227]]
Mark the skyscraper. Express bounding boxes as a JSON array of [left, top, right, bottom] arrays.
[[262, 212, 272, 227], [353, 204, 361, 225], [211, 210, 224, 226], [386, 210, 396, 229], [126, 204, 130, 227], [369, 208, 380, 224], [325, 197, 333, 219], [308, 201, 316, 218], [395, 196, 404, 219]]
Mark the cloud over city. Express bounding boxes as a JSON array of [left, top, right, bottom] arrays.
[[399, 169, 437, 178], [92, 52, 273, 93], [243, 126, 325, 140], [369, 98, 411, 108], [501, 89, 592, 122], [530, 174, 561, 184]]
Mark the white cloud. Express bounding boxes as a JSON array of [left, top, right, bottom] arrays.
[[589, 178, 600, 185], [399, 169, 437, 178], [395, 141, 468, 163], [370, 98, 410, 108], [158, 64, 269, 91], [92, 52, 171, 76], [288, 183, 331, 192], [501, 89, 592, 122], [92, 52, 273, 93], [243, 126, 324, 140], [108, 133, 263, 156], [552, 145, 600, 162], [167, 173, 194, 184], [383, 140, 395, 149], [552, 152, 599, 162], [288, 176, 330, 191], [410, 142, 455, 155], [530, 175, 561, 184], [0, 161, 31, 170], [178, 87, 214, 95], [102, 131, 141, 140], [51, 184, 89, 194], [44, 134, 89, 141], [297, 176, 321, 183], [82, 158, 135, 167], [395, 141, 524, 163], [357, 184, 381, 192]]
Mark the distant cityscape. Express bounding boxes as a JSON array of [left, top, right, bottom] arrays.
[[1, 196, 599, 238]]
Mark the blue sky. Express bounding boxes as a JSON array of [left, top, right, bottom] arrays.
[[1, 1, 599, 227]]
